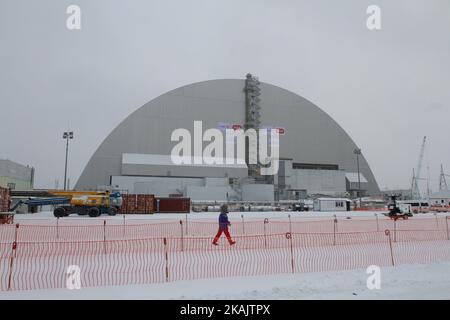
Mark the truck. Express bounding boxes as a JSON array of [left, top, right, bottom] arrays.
[[52, 191, 123, 218], [385, 195, 413, 220]]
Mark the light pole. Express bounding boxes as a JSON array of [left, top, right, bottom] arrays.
[[63, 131, 74, 190], [354, 148, 362, 208]]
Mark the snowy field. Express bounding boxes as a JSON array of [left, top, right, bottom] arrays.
[[11, 209, 450, 223], [1, 261, 449, 300], [1, 210, 448, 299]]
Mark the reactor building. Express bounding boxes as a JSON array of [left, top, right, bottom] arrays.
[[75, 75, 379, 201]]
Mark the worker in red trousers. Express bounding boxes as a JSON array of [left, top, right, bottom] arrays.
[[212, 204, 236, 245]]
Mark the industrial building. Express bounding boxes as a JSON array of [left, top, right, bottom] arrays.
[[0, 159, 34, 191], [75, 75, 380, 201], [429, 190, 450, 207]]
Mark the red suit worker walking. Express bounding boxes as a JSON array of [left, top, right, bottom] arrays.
[[212, 204, 236, 246]]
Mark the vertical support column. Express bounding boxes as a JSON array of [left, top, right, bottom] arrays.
[[375, 213, 379, 232], [64, 135, 69, 190], [244, 73, 261, 179], [241, 214, 245, 235], [185, 213, 188, 236]]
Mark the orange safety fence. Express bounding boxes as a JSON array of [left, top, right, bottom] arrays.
[[1, 216, 449, 242], [353, 207, 387, 211], [1, 228, 449, 291]]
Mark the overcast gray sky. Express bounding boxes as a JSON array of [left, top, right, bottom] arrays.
[[0, 0, 449, 192]]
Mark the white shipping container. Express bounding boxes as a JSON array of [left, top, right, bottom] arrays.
[[313, 198, 351, 211]]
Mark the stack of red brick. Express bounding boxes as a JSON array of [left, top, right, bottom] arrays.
[[121, 194, 155, 214], [120, 195, 191, 214], [0, 187, 11, 212]]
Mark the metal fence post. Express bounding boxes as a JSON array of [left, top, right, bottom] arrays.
[[375, 213, 379, 232], [333, 215, 338, 246], [163, 237, 169, 282], [103, 220, 106, 254], [286, 232, 294, 273], [288, 214, 292, 234], [434, 213, 439, 230], [7, 241, 17, 291], [179, 220, 184, 252], [385, 229, 395, 266], [123, 215, 126, 238], [56, 217, 59, 240], [263, 218, 269, 249], [393, 219, 397, 243], [446, 216, 449, 241], [241, 214, 245, 235], [185, 213, 188, 236], [14, 223, 19, 243]]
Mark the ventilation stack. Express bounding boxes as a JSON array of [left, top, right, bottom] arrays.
[[244, 73, 262, 180]]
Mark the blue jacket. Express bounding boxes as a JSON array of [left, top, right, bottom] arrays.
[[218, 212, 230, 230]]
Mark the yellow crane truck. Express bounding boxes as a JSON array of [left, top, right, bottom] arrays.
[[51, 190, 123, 218]]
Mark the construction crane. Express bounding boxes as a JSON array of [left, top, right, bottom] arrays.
[[439, 164, 449, 191], [411, 136, 426, 200], [52, 190, 123, 217], [10, 197, 70, 212], [8, 189, 123, 217]]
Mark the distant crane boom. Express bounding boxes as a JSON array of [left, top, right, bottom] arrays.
[[411, 136, 426, 199], [439, 164, 448, 191]]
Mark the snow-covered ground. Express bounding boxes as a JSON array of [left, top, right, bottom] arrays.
[[2, 210, 448, 299], [1, 261, 449, 300], [12, 209, 449, 222], [14, 210, 376, 221]]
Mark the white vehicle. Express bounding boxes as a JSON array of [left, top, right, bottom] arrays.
[[397, 202, 412, 214], [313, 198, 351, 212], [396, 200, 429, 214]]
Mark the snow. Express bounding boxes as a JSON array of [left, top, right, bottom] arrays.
[[12, 209, 449, 222], [1, 261, 449, 300], [2, 210, 449, 299]]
